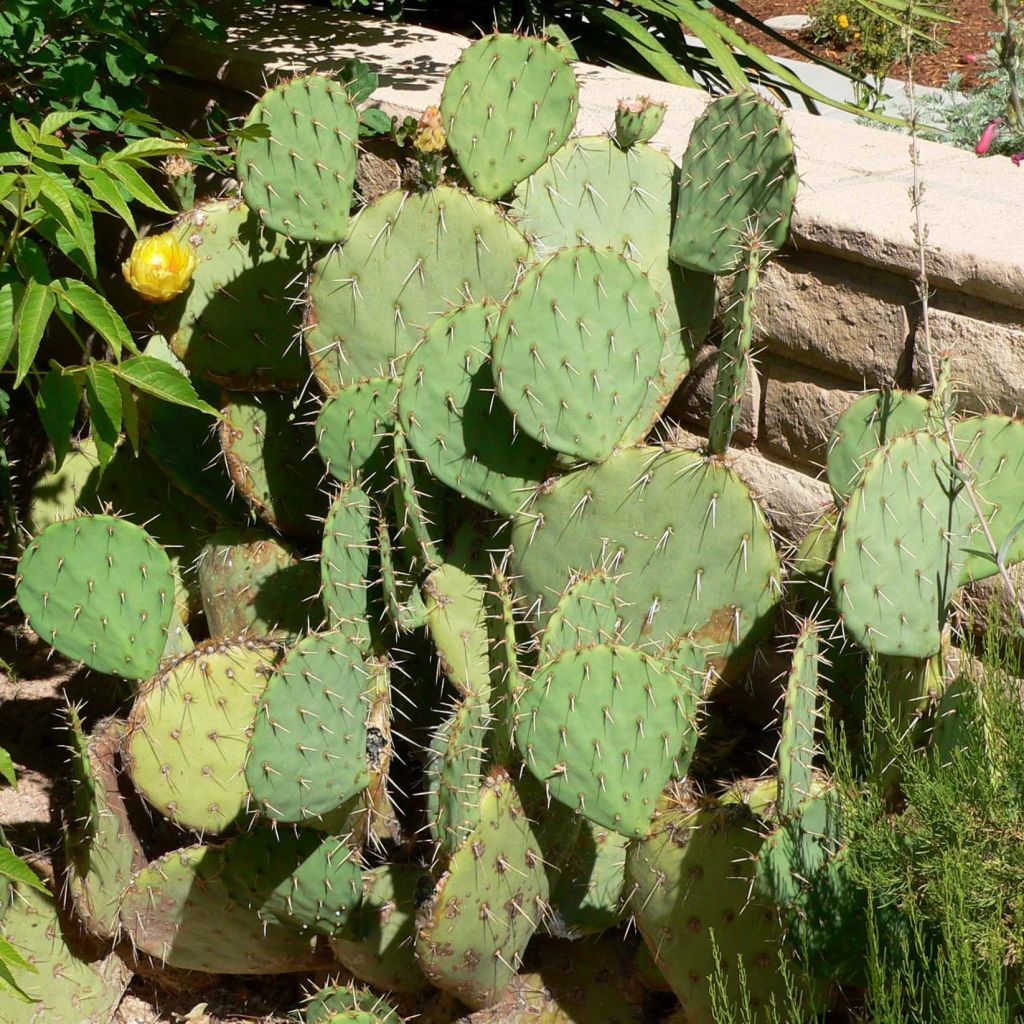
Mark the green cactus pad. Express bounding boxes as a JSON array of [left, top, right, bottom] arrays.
[[511, 447, 781, 662], [124, 638, 279, 832], [119, 845, 318, 973], [440, 33, 579, 200], [316, 377, 399, 487], [377, 515, 428, 633], [753, 787, 866, 986], [614, 96, 666, 148], [329, 862, 432, 992], [827, 389, 931, 503], [492, 246, 664, 462], [0, 883, 131, 1023], [548, 821, 628, 936], [220, 390, 328, 537], [626, 788, 821, 1021], [669, 93, 798, 275], [778, 620, 819, 817], [304, 983, 401, 1024], [16, 514, 175, 679], [423, 562, 491, 699], [513, 644, 698, 836], [237, 73, 358, 243], [246, 632, 371, 824], [392, 429, 447, 571], [539, 569, 621, 659], [65, 713, 146, 942], [510, 135, 713, 440], [306, 186, 530, 393], [198, 528, 320, 639], [321, 484, 377, 652], [425, 693, 492, 860], [833, 430, 972, 657], [953, 414, 1024, 583], [708, 239, 764, 455], [400, 303, 554, 515], [415, 768, 550, 1008], [220, 828, 363, 936], [164, 200, 308, 390]]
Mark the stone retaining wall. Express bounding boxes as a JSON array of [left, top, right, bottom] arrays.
[[162, 4, 1024, 547]]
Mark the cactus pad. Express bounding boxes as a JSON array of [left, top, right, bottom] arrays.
[[777, 620, 819, 817], [124, 638, 279, 832], [220, 390, 328, 537], [329, 862, 432, 992], [511, 447, 781, 661], [953, 414, 1024, 583], [492, 246, 664, 461], [423, 562, 491, 699], [513, 643, 698, 836], [16, 514, 175, 679], [246, 632, 371, 824], [321, 484, 378, 651], [826, 389, 931, 503], [539, 569, 621, 660], [237, 74, 358, 243], [669, 93, 797, 275], [119, 845, 317, 973], [316, 377, 399, 486], [415, 768, 550, 1008], [400, 303, 554, 515], [198, 528, 319, 639], [833, 430, 971, 657], [626, 789, 819, 1021], [440, 33, 579, 200], [220, 828, 363, 935], [306, 186, 529, 392], [165, 200, 308, 390], [65, 713, 146, 941], [0, 883, 131, 1023]]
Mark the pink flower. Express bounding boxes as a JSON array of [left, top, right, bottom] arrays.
[[976, 119, 1003, 155], [1012, 152, 1024, 166]]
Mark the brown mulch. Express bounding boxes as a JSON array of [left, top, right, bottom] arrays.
[[721, 0, 1003, 90]]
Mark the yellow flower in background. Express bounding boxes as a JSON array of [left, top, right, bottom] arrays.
[[122, 232, 197, 302], [836, 13, 850, 29]]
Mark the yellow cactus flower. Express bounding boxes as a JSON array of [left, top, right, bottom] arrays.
[[122, 232, 197, 303], [836, 13, 850, 29], [413, 105, 447, 154]]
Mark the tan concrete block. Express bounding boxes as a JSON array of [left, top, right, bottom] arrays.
[[668, 343, 760, 446], [760, 359, 861, 470], [665, 426, 832, 546], [912, 296, 1024, 416], [755, 254, 913, 387]]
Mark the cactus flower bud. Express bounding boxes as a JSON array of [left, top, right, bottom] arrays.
[[121, 232, 197, 302], [975, 118, 1002, 156]]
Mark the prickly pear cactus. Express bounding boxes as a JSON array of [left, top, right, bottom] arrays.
[[306, 186, 530, 393], [511, 447, 781, 662], [492, 246, 664, 462], [15, 514, 175, 679], [415, 768, 550, 1008], [399, 302, 553, 515], [124, 638, 279, 832], [440, 33, 579, 199], [669, 92, 798, 275], [119, 845, 319, 973], [513, 643, 699, 836], [65, 711, 146, 942], [245, 631, 372, 824], [237, 73, 358, 243]]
